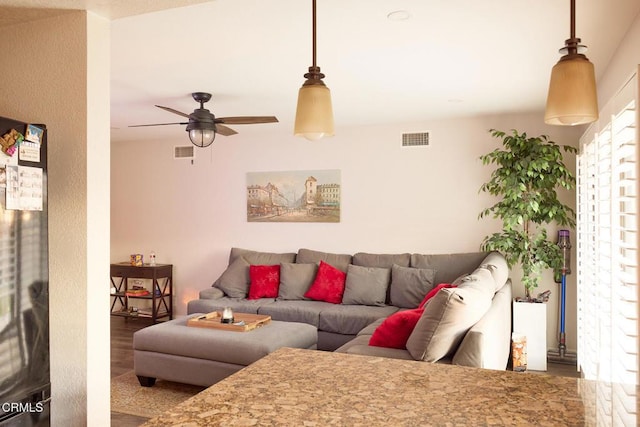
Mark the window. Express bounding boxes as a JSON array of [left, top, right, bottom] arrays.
[[577, 70, 638, 425]]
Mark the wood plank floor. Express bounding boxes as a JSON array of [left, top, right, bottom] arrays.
[[111, 316, 155, 426]]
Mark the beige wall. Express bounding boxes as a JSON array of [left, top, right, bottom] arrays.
[[86, 11, 111, 424], [0, 11, 111, 426], [111, 112, 582, 352], [597, 11, 640, 110]]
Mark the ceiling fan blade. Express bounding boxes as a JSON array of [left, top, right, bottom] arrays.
[[129, 122, 188, 128], [217, 116, 279, 125], [215, 124, 238, 136], [155, 105, 190, 118]]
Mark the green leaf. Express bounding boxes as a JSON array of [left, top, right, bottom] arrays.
[[478, 128, 577, 295]]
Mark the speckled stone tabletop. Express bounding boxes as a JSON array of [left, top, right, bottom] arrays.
[[141, 347, 610, 426]]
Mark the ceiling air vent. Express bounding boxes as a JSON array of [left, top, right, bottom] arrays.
[[174, 145, 194, 159], [402, 132, 430, 147]]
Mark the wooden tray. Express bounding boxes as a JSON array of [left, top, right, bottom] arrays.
[[187, 311, 271, 332]]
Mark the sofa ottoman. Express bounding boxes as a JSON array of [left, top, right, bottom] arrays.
[[133, 314, 318, 387]]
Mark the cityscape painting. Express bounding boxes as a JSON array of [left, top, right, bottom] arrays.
[[247, 169, 341, 223]]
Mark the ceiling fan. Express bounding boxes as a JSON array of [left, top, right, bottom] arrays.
[[130, 92, 278, 147]]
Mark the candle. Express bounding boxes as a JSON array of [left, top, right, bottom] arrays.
[[221, 307, 234, 324]]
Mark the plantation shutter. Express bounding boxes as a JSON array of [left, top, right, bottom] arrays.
[[577, 69, 638, 425]]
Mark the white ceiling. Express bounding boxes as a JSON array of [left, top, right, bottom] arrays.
[[3, 0, 640, 143]]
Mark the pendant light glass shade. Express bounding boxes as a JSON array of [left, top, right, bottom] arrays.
[[188, 128, 216, 147], [294, 83, 334, 141], [544, 55, 598, 126]]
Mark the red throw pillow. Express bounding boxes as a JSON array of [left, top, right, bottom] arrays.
[[248, 265, 280, 299], [303, 261, 347, 304], [419, 283, 457, 309], [369, 308, 424, 349]]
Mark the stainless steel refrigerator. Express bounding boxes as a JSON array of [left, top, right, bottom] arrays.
[[0, 116, 50, 426]]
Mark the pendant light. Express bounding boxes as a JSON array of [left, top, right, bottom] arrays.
[[294, 0, 334, 141], [544, 0, 598, 126]]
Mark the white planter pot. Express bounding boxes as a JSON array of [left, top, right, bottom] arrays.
[[512, 301, 547, 371]]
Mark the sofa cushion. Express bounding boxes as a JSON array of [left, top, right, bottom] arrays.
[[418, 283, 457, 309], [257, 300, 329, 327], [405, 284, 492, 362], [304, 261, 347, 304], [187, 296, 276, 315], [199, 287, 224, 300], [369, 308, 423, 349], [318, 304, 399, 335], [478, 251, 509, 292], [296, 248, 352, 272], [389, 265, 437, 308], [335, 335, 415, 361], [357, 317, 385, 336], [214, 256, 251, 298], [342, 264, 390, 306], [278, 262, 316, 300], [229, 247, 296, 265], [457, 267, 497, 298], [352, 252, 411, 268], [451, 280, 512, 369], [410, 252, 487, 286], [248, 265, 280, 300]]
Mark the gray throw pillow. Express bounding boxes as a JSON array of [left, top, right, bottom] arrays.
[[214, 256, 250, 298], [389, 265, 436, 308], [278, 263, 317, 300], [405, 284, 492, 362], [342, 264, 391, 306]]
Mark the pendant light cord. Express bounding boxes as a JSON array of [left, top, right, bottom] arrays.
[[303, 0, 325, 83], [570, 0, 575, 40], [312, 0, 317, 68], [563, 0, 580, 57]]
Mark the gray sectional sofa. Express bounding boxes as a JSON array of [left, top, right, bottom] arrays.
[[187, 247, 512, 370]]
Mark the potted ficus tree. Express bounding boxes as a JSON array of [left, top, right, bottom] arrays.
[[479, 129, 577, 299], [478, 129, 577, 370]]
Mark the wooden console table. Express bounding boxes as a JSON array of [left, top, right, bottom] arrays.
[[110, 263, 173, 323]]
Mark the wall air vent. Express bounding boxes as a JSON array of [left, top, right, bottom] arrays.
[[174, 145, 194, 159], [402, 132, 430, 147]]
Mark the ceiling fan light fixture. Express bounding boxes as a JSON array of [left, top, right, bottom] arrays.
[[294, 0, 334, 141], [544, 0, 598, 126], [186, 99, 217, 147], [188, 128, 216, 148]]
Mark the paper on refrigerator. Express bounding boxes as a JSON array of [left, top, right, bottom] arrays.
[[5, 165, 43, 211]]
